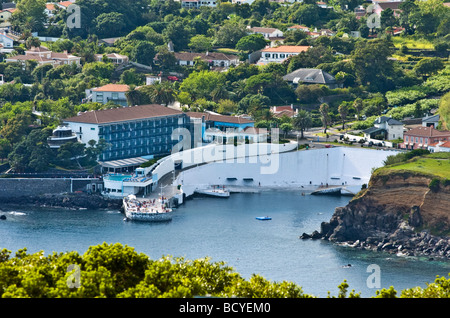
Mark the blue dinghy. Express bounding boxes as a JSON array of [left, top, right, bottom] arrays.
[[256, 216, 271, 221]]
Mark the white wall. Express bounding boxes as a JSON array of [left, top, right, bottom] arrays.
[[65, 122, 99, 144], [176, 147, 398, 196]]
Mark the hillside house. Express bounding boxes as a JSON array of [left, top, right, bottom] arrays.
[[401, 126, 450, 150], [247, 26, 284, 39], [283, 68, 341, 89], [170, 51, 240, 68], [94, 53, 129, 65], [257, 46, 310, 65], [85, 84, 130, 107], [363, 116, 404, 141], [5, 46, 81, 66]]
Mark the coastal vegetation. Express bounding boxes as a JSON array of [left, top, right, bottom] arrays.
[[0, 0, 448, 170], [380, 150, 450, 179], [1, 242, 450, 298]]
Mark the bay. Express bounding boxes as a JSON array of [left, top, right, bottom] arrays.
[[1, 190, 449, 298]]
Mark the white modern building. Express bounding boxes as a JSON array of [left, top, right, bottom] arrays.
[[85, 83, 130, 107], [181, 0, 217, 8], [257, 45, 310, 65]]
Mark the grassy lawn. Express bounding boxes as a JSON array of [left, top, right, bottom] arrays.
[[388, 157, 450, 179], [392, 37, 434, 50]]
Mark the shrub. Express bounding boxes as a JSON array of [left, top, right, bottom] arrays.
[[428, 178, 440, 193]]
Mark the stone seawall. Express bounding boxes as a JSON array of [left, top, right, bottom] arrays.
[[0, 178, 119, 210], [0, 178, 103, 198]]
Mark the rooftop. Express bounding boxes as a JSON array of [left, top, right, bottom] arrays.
[[374, 116, 403, 126], [64, 104, 184, 124], [92, 84, 130, 92], [283, 68, 336, 84], [172, 51, 239, 61], [186, 112, 254, 124], [261, 45, 310, 53], [404, 126, 450, 137]]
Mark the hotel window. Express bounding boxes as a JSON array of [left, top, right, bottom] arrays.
[[265, 53, 271, 58], [415, 137, 418, 143], [425, 138, 428, 145], [420, 138, 423, 144], [111, 92, 118, 100], [280, 54, 285, 58], [96, 93, 103, 103]]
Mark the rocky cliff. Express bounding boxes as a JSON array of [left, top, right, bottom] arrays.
[[302, 170, 450, 259]]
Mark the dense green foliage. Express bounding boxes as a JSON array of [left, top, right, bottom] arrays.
[[2, 242, 450, 298]]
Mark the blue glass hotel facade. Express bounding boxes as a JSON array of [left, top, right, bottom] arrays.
[[64, 104, 189, 163]]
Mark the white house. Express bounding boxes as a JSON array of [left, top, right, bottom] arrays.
[[257, 45, 310, 65], [247, 26, 284, 39], [0, 32, 14, 52], [422, 114, 440, 129], [172, 52, 240, 68], [363, 116, 404, 141], [44, 3, 56, 17], [181, 0, 217, 8], [428, 140, 450, 153], [94, 53, 129, 65], [5, 46, 81, 66], [85, 83, 130, 107]]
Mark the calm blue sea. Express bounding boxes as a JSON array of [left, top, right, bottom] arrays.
[[1, 190, 450, 298]]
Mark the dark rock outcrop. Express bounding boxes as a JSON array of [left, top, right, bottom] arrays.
[[301, 172, 450, 259]]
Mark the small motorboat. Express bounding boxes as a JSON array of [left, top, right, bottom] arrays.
[[256, 216, 271, 221]]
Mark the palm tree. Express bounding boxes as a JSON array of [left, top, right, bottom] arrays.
[[126, 85, 142, 106], [149, 81, 176, 106], [319, 103, 331, 134], [338, 102, 349, 130], [353, 98, 363, 121], [293, 109, 312, 139]]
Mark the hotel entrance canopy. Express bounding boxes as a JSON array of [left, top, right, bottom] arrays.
[[99, 155, 153, 172]]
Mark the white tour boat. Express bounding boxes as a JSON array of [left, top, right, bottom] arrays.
[[123, 194, 172, 222], [194, 185, 230, 198]]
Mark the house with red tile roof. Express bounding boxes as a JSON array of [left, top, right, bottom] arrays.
[[257, 45, 310, 65], [401, 126, 450, 150], [85, 84, 130, 106], [428, 140, 450, 153]]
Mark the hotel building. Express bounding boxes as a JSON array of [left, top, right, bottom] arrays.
[[64, 104, 189, 164]]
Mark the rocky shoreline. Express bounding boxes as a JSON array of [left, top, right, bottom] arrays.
[[300, 172, 450, 260], [0, 193, 122, 211]]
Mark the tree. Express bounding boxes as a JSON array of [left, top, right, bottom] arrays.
[[280, 122, 293, 138], [293, 109, 312, 139], [94, 12, 127, 38], [413, 58, 445, 78], [188, 35, 213, 52], [214, 22, 247, 48], [351, 39, 395, 92], [235, 33, 268, 53], [130, 41, 156, 66], [353, 98, 364, 121], [438, 92, 450, 130], [142, 81, 176, 107], [8, 128, 52, 172], [338, 102, 349, 130], [10, 0, 46, 32], [319, 103, 331, 134]]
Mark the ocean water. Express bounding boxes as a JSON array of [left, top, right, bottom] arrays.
[[1, 190, 450, 298]]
